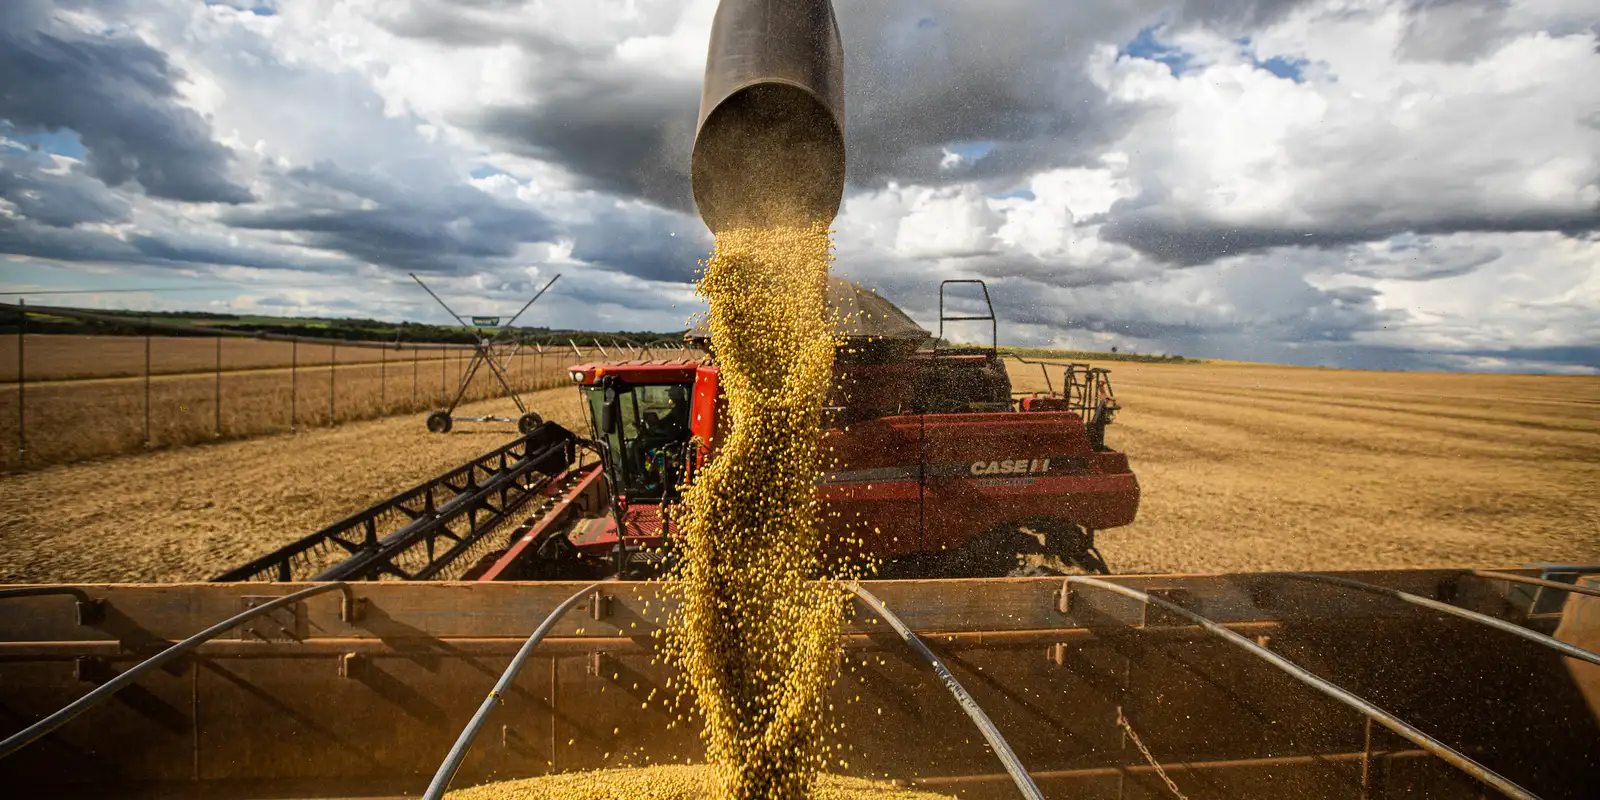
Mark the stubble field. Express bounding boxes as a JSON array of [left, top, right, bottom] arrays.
[[0, 360, 1595, 584]]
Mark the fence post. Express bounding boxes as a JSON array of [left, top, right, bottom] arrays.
[[15, 299, 24, 467], [380, 345, 387, 415], [329, 342, 337, 426], [214, 336, 222, 438], [143, 316, 152, 448], [291, 339, 298, 433], [412, 347, 419, 411], [440, 347, 447, 406]]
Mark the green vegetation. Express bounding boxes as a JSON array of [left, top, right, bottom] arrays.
[[979, 344, 1203, 364], [3, 306, 687, 347]]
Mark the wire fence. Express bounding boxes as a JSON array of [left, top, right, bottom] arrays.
[[1, 301, 696, 472]]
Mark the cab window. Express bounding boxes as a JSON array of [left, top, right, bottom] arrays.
[[583, 383, 693, 499]]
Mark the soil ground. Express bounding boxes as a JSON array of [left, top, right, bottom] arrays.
[[0, 361, 1595, 583]]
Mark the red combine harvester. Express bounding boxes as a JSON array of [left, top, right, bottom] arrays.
[[468, 277, 1138, 582], [212, 278, 1139, 585]]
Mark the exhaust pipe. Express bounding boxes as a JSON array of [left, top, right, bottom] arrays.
[[691, 0, 846, 234]]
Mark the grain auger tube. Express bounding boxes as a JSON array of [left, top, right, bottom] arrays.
[[691, 0, 846, 234]]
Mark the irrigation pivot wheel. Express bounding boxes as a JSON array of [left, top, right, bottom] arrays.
[[518, 412, 544, 434], [426, 410, 453, 434]]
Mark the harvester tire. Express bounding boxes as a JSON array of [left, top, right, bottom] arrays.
[[518, 412, 544, 434], [426, 411, 453, 434]]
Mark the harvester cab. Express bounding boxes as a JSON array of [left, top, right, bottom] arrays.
[[586, 371, 695, 504]]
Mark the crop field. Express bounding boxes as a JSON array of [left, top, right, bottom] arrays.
[[0, 360, 1595, 584], [0, 335, 629, 470], [1008, 361, 1600, 573], [0, 387, 590, 584], [0, 334, 445, 381]]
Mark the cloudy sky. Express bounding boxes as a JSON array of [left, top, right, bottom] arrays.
[[1, 0, 1597, 372]]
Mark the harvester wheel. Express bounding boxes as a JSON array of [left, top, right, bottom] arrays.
[[517, 412, 544, 434], [425, 411, 453, 434]]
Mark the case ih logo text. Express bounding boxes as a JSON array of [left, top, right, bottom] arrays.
[[970, 458, 1050, 476]]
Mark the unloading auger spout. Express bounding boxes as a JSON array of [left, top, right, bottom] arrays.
[[690, 0, 846, 234]]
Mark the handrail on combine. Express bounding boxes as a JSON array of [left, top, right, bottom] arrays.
[[423, 583, 604, 800], [1279, 572, 1600, 667], [1064, 576, 1541, 800], [1009, 355, 1117, 421], [0, 582, 359, 761], [848, 582, 1045, 800]]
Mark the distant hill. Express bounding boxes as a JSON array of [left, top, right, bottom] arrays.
[[991, 345, 1203, 365], [4, 306, 687, 347]]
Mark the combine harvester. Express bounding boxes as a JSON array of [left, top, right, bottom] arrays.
[[2, 1, 1597, 797]]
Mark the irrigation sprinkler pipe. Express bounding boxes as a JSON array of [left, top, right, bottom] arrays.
[[848, 582, 1045, 800], [0, 582, 356, 761], [1065, 576, 1541, 800], [422, 583, 602, 800], [1278, 572, 1600, 667], [1468, 569, 1600, 600]]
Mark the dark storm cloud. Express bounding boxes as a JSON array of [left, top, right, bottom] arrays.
[[0, 5, 253, 204], [381, 0, 703, 210], [376, 0, 597, 54], [126, 234, 341, 273], [0, 157, 130, 228], [1165, 0, 1315, 32], [1101, 203, 1600, 266], [1342, 237, 1504, 281], [406, 1, 1173, 210], [220, 162, 559, 274], [835, 1, 1157, 192], [987, 259, 1400, 352], [474, 83, 701, 212], [1397, 0, 1514, 63], [423, 0, 1331, 211], [0, 208, 351, 274], [568, 202, 712, 283], [1453, 344, 1600, 368], [390, 0, 1598, 283]]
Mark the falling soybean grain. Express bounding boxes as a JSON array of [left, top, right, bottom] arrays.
[[452, 225, 933, 799]]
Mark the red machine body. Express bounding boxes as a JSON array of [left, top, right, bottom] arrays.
[[483, 349, 1139, 579]]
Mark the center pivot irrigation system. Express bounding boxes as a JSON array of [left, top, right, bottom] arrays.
[[409, 272, 561, 435]]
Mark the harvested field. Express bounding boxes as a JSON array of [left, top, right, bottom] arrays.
[[0, 361, 1595, 584], [0, 334, 457, 381], [1006, 361, 1600, 572], [0, 336, 584, 470], [0, 387, 587, 584]]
